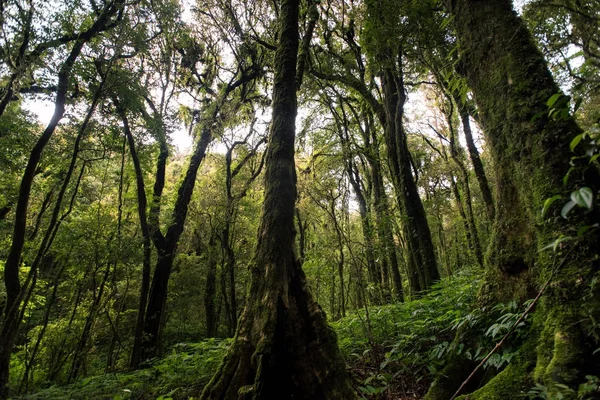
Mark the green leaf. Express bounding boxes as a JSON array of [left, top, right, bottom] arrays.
[[563, 167, 574, 185], [561, 200, 576, 218], [541, 195, 561, 217], [541, 236, 573, 252], [440, 15, 453, 29], [547, 93, 562, 107], [577, 225, 595, 237], [531, 111, 545, 123], [571, 187, 594, 210], [570, 134, 583, 152], [590, 154, 600, 164]]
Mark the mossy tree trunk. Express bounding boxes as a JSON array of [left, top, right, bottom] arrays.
[[365, 115, 404, 301], [448, 0, 563, 275], [380, 61, 440, 291], [364, 0, 439, 292], [429, 0, 600, 398], [458, 106, 495, 222], [444, 107, 484, 268], [200, 0, 356, 398]]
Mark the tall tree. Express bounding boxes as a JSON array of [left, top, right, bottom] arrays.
[[428, 0, 600, 397], [0, 2, 125, 395], [200, 0, 356, 397], [364, 0, 440, 292]]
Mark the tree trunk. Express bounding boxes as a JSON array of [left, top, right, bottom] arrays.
[[459, 108, 495, 222], [204, 235, 219, 338], [346, 162, 383, 304], [445, 111, 484, 268], [119, 108, 153, 369], [140, 124, 213, 359], [368, 124, 404, 301], [449, 175, 479, 266], [68, 262, 111, 383], [329, 96, 386, 304], [200, 0, 356, 397], [427, 0, 600, 398], [380, 63, 440, 290]]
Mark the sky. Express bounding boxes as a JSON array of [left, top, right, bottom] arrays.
[[22, 0, 525, 156], [24, 97, 195, 151]]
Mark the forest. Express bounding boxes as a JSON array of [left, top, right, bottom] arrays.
[[0, 0, 599, 398]]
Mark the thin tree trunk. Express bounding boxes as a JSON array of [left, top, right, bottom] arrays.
[[140, 124, 213, 359], [459, 109, 495, 222], [118, 108, 153, 369], [68, 262, 111, 382], [0, 3, 124, 393], [368, 129, 404, 301], [204, 235, 219, 338], [372, 39, 439, 291]]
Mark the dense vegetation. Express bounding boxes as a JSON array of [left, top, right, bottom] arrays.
[[0, 0, 599, 398]]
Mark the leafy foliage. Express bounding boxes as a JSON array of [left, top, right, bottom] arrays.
[[15, 339, 231, 400]]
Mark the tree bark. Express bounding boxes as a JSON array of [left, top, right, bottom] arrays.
[[458, 108, 495, 222], [204, 235, 219, 338], [200, 0, 356, 397], [428, 0, 600, 397], [118, 108, 153, 369], [367, 121, 404, 301], [380, 63, 440, 290], [140, 124, 213, 359]]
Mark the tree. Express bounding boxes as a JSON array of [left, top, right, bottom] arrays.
[[0, 1, 126, 395], [426, 0, 600, 397], [364, 0, 440, 292], [200, 0, 356, 397]]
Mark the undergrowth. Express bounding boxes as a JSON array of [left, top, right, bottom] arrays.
[[14, 339, 230, 400], [333, 267, 534, 399], [15, 268, 539, 400]]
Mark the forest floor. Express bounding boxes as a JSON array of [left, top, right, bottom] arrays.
[[15, 268, 527, 400]]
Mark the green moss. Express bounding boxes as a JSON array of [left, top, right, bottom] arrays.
[[455, 360, 532, 400], [424, 356, 478, 400], [477, 267, 535, 309], [535, 305, 586, 385]]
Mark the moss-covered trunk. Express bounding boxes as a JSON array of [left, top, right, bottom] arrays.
[[367, 120, 404, 301], [200, 0, 356, 398], [381, 64, 440, 291], [426, 0, 600, 398], [459, 108, 495, 222]]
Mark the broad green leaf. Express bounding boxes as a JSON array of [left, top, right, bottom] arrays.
[[541, 195, 561, 217], [589, 154, 600, 164], [547, 93, 562, 107], [561, 200, 576, 218], [570, 134, 583, 152], [571, 187, 594, 210]]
